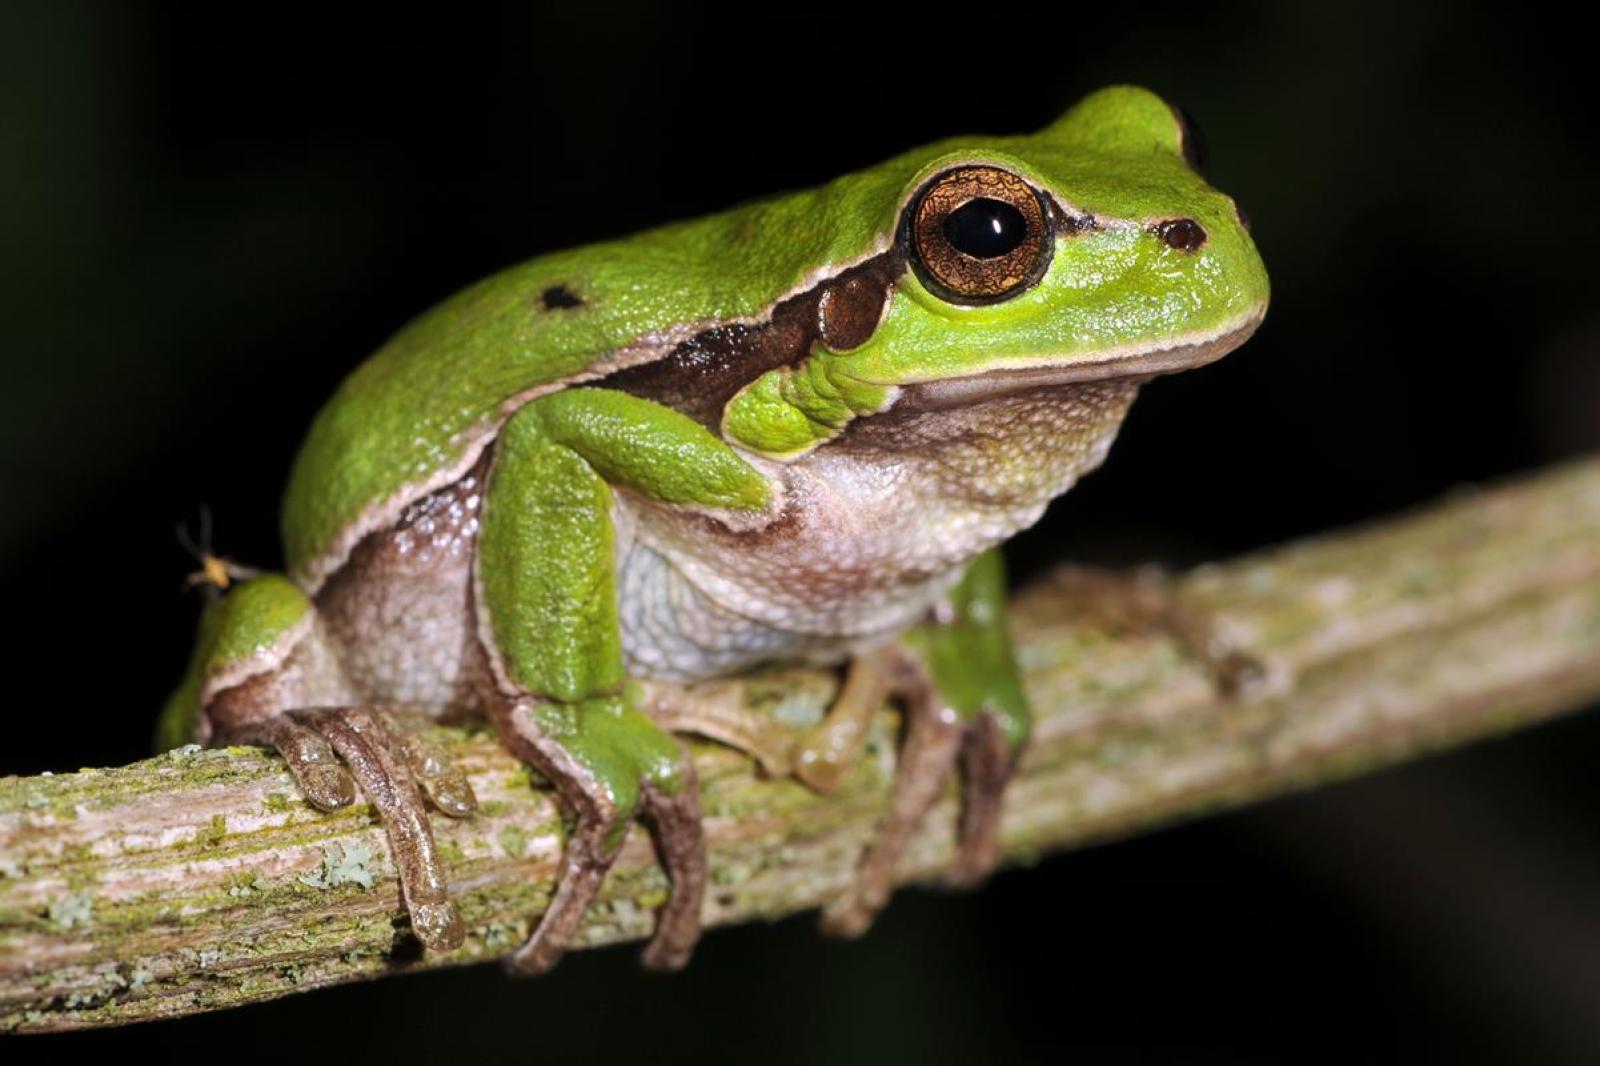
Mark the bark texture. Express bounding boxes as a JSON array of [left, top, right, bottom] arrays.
[[4, 457, 1600, 1032]]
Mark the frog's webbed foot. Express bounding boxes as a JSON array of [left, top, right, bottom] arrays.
[[1050, 564, 1267, 697], [492, 698, 706, 976], [234, 707, 477, 951], [817, 648, 1018, 938], [378, 708, 481, 818]]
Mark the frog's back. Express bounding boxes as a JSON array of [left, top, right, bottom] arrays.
[[279, 86, 1199, 589], [281, 159, 925, 590]]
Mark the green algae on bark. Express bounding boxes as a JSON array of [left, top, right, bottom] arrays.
[[3, 457, 1600, 1032]]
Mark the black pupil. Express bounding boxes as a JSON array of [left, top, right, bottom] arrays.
[[943, 198, 1028, 258]]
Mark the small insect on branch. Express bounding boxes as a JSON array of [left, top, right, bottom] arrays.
[[175, 504, 261, 594]]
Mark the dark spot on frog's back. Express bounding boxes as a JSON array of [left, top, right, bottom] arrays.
[[541, 285, 584, 310], [598, 252, 902, 426]]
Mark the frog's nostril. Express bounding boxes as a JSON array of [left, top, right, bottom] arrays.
[[1154, 218, 1207, 252], [1234, 200, 1252, 232]]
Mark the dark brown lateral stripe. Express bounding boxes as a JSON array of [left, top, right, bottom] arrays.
[[597, 252, 904, 427]]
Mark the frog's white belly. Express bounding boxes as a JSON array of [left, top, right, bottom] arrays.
[[615, 378, 1140, 681], [616, 537, 966, 680]]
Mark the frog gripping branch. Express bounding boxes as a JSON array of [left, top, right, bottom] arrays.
[[160, 86, 1269, 972]]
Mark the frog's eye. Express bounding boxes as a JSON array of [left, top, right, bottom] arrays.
[[903, 166, 1054, 305]]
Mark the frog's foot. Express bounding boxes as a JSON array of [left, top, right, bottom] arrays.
[[641, 678, 803, 778], [236, 707, 476, 951], [817, 650, 1019, 938], [636, 768, 706, 972], [378, 707, 480, 817], [1051, 564, 1266, 697], [795, 645, 900, 793], [946, 709, 1013, 888], [492, 698, 706, 976]]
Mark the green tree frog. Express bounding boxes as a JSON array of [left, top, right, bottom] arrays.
[[159, 85, 1268, 972]]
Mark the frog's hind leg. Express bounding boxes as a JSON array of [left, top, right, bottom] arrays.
[[186, 575, 477, 951], [1048, 564, 1266, 697], [242, 715, 356, 812], [223, 703, 478, 951], [285, 705, 469, 949], [226, 708, 474, 820], [380, 708, 479, 818]]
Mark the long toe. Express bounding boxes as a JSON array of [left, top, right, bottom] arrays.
[[507, 930, 567, 976], [423, 773, 478, 818], [819, 892, 882, 939], [411, 900, 466, 951], [299, 763, 357, 811]]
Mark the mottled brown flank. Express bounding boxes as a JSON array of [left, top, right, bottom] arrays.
[[597, 253, 902, 426], [313, 451, 495, 715], [541, 285, 584, 310]]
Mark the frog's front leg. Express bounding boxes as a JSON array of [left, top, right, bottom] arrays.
[[475, 388, 771, 974], [804, 549, 1031, 937]]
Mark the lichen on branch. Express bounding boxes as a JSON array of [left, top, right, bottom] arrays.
[[4, 458, 1600, 1032]]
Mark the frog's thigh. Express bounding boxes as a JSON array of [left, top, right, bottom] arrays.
[[478, 389, 764, 973]]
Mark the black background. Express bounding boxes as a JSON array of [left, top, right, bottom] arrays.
[[5, 3, 1600, 1062]]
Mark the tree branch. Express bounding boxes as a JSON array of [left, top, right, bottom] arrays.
[[5, 458, 1600, 1032]]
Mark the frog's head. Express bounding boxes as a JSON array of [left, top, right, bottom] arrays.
[[722, 86, 1267, 457], [839, 85, 1268, 403]]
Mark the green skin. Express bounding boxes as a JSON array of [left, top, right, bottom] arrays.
[[901, 551, 1029, 750], [159, 85, 1269, 956], [473, 390, 771, 829]]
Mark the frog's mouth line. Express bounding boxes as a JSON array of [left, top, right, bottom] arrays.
[[890, 310, 1265, 412]]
